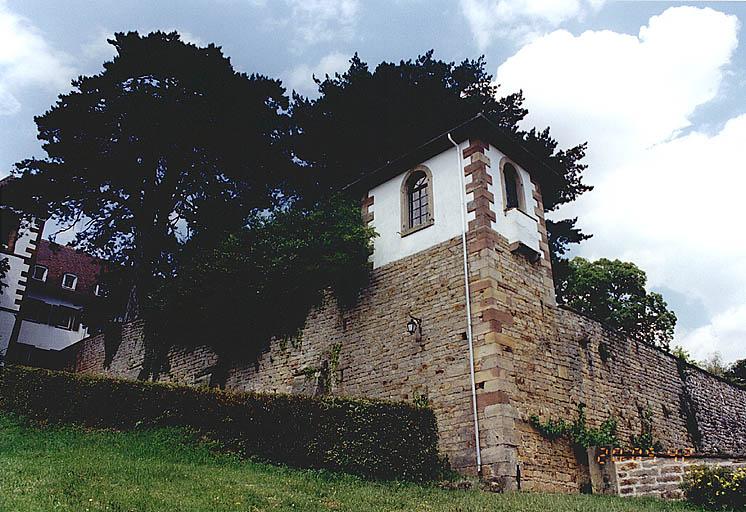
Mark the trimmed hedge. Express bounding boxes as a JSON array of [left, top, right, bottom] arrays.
[[0, 365, 446, 481]]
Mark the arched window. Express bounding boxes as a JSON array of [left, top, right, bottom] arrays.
[[408, 171, 429, 227], [400, 166, 434, 236], [503, 162, 522, 210]]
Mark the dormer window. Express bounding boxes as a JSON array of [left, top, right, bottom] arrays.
[[502, 162, 524, 211], [62, 273, 78, 291], [31, 264, 48, 282], [400, 166, 434, 236], [94, 283, 106, 297]]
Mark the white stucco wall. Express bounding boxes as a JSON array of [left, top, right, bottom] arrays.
[[16, 292, 88, 350], [485, 145, 542, 253], [0, 218, 46, 354], [0, 310, 16, 355], [13, 222, 37, 257], [0, 220, 38, 311], [17, 320, 88, 351], [0, 253, 26, 311], [369, 143, 473, 268], [367, 141, 542, 268]]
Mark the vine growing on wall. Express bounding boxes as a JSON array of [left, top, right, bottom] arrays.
[[676, 358, 703, 451], [529, 403, 619, 449], [297, 341, 344, 396], [630, 406, 663, 453]]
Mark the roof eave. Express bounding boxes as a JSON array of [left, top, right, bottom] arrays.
[[343, 113, 563, 195]]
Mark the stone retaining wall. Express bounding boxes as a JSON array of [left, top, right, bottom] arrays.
[[608, 456, 746, 499]]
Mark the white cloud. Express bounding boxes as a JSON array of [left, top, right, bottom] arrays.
[[679, 304, 746, 364], [460, 0, 606, 49], [286, 52, 349, 94], [495, 7, 745, 362], [286, 0, 360, 45], [0, 1, 75, 115]]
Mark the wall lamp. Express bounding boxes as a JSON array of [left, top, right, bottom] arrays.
[[407, 314, 422, 340]]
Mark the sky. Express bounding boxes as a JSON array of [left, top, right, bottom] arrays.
[[1, 0, 745, 363]]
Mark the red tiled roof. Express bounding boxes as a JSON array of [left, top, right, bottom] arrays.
[[32, 240, 109, 299]]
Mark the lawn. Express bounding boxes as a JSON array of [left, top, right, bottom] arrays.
[[0, 413, 704, 512]]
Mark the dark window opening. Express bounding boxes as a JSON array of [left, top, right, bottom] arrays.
[[22, 299, 81, 331], [31, 265, 48, 282], [23, 298, 51, 324], [62, 273, 78, 290], [504, 163, 521, 210]]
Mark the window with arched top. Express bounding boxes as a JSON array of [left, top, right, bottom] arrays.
[[400, 166, 434, 236], [502, 162, 524, 211]]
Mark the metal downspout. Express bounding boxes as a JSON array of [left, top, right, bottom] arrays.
[[448, 133, 482, 475]]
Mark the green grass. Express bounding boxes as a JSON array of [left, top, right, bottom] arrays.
[[0, 413, 704, 512]]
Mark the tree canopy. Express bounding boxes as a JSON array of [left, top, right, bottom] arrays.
[[1, 32, 309, 376], [692, 353, 746, 388], [725, 359, 746, 388], [559, 257, 677, 349], [4, 31, 293, 281]]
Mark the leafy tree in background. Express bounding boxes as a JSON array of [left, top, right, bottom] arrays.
[[559, 257, 677, 349], [672, 348, 745, 388], [725, 359, 746, 388], [698, 352, 729, 377], [290, 52, 592, 288], [547, 218, 592, 299], [2, 31, 295, 377], [698, 353, 746, 388]]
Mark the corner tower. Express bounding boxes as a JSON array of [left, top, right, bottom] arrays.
[[352, 114, 559, 486]]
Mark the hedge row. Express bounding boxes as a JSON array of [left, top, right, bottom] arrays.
[[0, 365, 446, 481]]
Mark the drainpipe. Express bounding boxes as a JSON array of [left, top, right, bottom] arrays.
[[448, 133, 482, 475]]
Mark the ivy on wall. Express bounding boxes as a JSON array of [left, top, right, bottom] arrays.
[[529, 403, 619, 449]]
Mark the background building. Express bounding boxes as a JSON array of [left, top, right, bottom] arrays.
[[0, 177, 45, 358], [12, 240, 108, 360], [1, 177, 108, 364]]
